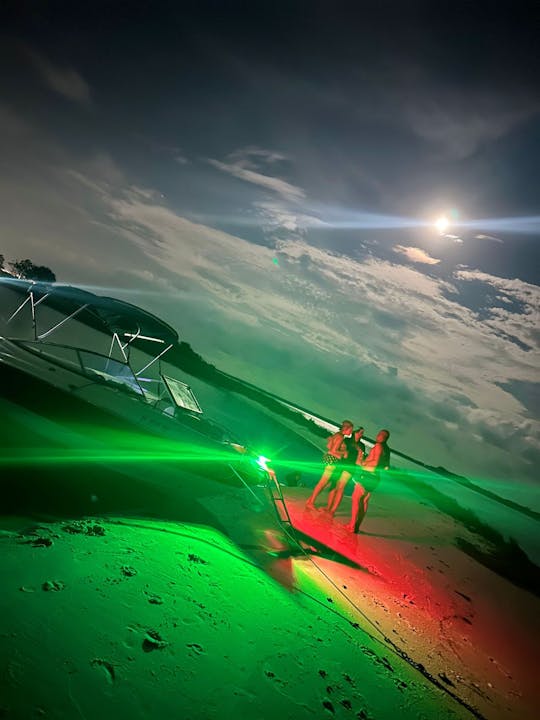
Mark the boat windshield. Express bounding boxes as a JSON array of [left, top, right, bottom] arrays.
[[17, 341, 144, 397], [79, 351, 144, 396]]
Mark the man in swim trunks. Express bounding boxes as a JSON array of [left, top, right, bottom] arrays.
[[305, 420, 354, 509], [326, 427, 366, 515], [344, 429, 390, 533]]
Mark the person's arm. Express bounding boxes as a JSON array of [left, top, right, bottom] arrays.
[[361, 443, 383, 470]]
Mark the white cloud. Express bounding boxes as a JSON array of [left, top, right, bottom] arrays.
[[228, 146, 287, 167], [454, 268, 540, 356], [27, 49, 92, 107], [393, 245, 440, 265], [475, 233, 503, 243], [454, 269, 540, 308], [208, 148, 324, 242], [254, 200, 325, 242], [208, 159, 305, 201]]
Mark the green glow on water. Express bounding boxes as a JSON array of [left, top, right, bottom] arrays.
[[2, 399, 523, 503], [1, 438, 515, 496]]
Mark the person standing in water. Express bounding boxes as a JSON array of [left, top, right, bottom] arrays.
[[305, 421, 354, 509], [344, 429, 390, 533]]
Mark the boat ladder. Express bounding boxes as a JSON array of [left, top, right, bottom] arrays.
[[266, 469, 297, 540]]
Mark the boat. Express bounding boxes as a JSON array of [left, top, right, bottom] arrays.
[[0, 278, 271, 489]]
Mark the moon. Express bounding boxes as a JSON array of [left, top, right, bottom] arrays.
[[435, 215, 450, 234]]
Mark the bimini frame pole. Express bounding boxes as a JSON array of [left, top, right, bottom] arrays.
[[135, 343, 173, 377], [7, 294, 32, 323], [7, 289, 51, 340], [107, 331, 128, 363], [37, 304, 90, 340]]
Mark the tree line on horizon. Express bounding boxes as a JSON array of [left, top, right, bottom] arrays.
[[0, 254, 56, 283]]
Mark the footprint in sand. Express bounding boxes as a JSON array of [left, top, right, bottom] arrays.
[[91, 658, 115, 684], [21, 537, 54, 548], [142, 629, 168, 652], [62, 521, 105, 536], [322, 699, 335, 714], [121, 565, 137, 577], [144, 592, 163, 605], [41, 580, 65, 592]]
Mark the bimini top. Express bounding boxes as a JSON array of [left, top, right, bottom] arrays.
[[1, 278, 179, 346]]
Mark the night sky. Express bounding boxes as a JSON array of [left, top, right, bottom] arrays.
[[1, 1, 539, 492]]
